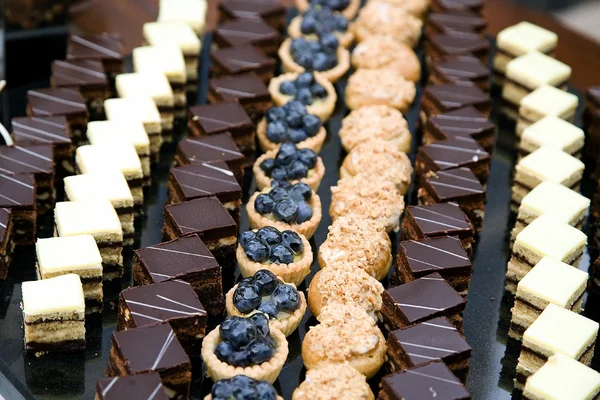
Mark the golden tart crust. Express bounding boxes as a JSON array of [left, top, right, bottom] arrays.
[[318, 216, 392, 280], [340, 138, 413, 194], [226, 281, 307, 337], [201, 326, 289, 384], [253, 150, 326, 192], [295, 0, 361, 20], [301, 304, 386, 378], [247, 190, 322, 241], [268, 72, 337, 122], [288, 15, 355, 48], [292, 362, 374, 400], [345, 68, 416, 112], [351, 2, 423, 47], [339, 105, 411, 153], [373, 0, 430, 18], [351, 35, 421, 82], [256, 117, 327, 154], [279, 38, 350, 83], [330, 176, 405, 233]]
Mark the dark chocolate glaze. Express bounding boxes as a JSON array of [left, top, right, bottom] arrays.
[[27, 88, 88, 117], [407, 203, 473, 236], [66, 33, 124, 61], [385, 273, 466, 325], [428, 10, 486, 34], [389, 317, 472, 366], [424, 83, 490, 112], [423, 167, 485, 201], [434, 0, 482, 12], [211, 45, 275, 75], [111, 323, 190, 373], [11, 116, 71, 145], [51, 59, 108, 88], [381, 360, 471, 399], [427, 106, 495, 141], [178, 132, 244, 164], [215, 18, 280, 48], [96, 373, 168, 400], [0, 145, 54, 175], [400, 236, 471, 275], [0, 174, 36, 208], [430, 32, 490, 57], [209, 73, 270, 102], [419, 137, 490, 171], [431, 55, 489, 83], [170, 161, 241, 202], [587, 86, 600, 107], [189, 101, 253, 135], [220, 0, 284, 18], [164, 197, 237, 239]]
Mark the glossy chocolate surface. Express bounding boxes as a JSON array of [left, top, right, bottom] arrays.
[[96, 374, 169, 400], [189, 101, 254, 136], [431, 55, 489, 84], [170, 161, 241, 202], [422, 167, 485, 201], [209, 72, 270, 103], [433, 0, 483, 12], [430, 32, 490, 57], [0, 145, 54, 175], [51, 59, 108, 88], [11, 116, 71, 145], [66, 33, 124, 61], [220, 0, 284, 18], [400, 236, 471, 275], [27, 88, 88, 117], [427, 106, 495, 141], [425, 83, 490, 112], [211, 45, 275, 75], [0, 174, 36, 208], [177, 132, 244, 165], [215, 18, 280, 48], [406, 203, 473, 237], [164, 197, 237, 238], [418, 138, 490, 171], [428, 10, 486, 35]]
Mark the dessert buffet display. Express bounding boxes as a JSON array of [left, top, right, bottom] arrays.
[[2, 0, 600, 399]]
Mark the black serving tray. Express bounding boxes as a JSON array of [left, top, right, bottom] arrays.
[[1, 18, 600, 400]]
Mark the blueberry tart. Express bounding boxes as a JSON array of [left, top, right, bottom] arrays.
[[292, 363, 374, 400], [226, 269, 307, 336], [278, 35, 350, 83], [318, 216, 392, 280], [288, 7, 354, 48], [205, 375, 282, 400], [268, 72, 336, 122], [345, 68, 416, 112], [295, 0, 361, 20], [301, 304, 386, 378], [352, 2, 423, 47], [352, 35, 421, 82], [253, 142, 325, 191], [257, 101, 327, 153], [201, 314, 289, 384], [247, 182, 322, 241]]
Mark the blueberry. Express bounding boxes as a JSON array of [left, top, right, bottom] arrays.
[[290, 38, 308, 54], [308, 40, 322, 53], [310, 83, 327, 98], [239, 231, 256, 250], [288, 129, 308, 143], [320, 33, 339, 51], [272, 284, 300, 312], [300, 16, 317, 34], [238, 277, 255, 288], [286, 160, 309, 179], [266, 121, 288, 143], [230, 375, 254, 390], [294, 51, 313, 69], [255, 226, 281, 246], [215, 341, 235, 363], [286, 111, 304, 129], [260, 158, 276, 174], [268, 187, 289, 202], [266, 106, 286, 122], [296, 201, 313, 224], [297, 148, 318, 169], [275, 142, 299, 166], [254, 194, 274, 215], [296, 72, 315, 88], [244, 240, 270, 263], [250, 312, 270, 336], [296, 88, 314, 106], [255, 382, 278, 400], [312, 52, 330, 71], [335, 14, 348, 30], [221, 316, 258, 349], [228, 349, 251, 367], [289, 182, 312, 201], [302, 114, 321, 136], [281, 230, 304, 254], [326, 54, 338, 69], [253, 269, 279, 295], [270, 167, 288, 181], [271, 180, 292, 190], [248, 338, 275, 364], [273, 199, 299, 223], [212, 381, 235, 399], [257, 301, 278, 319], [233, 284, 261, 314], [284, 100, 308, 115], [269, 244, 294, 264], [279, 80, 297, 96]]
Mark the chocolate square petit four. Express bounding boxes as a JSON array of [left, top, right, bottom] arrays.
[[133, 235, 224, 315], [422, 106, 495, 152], [381, 272, 466, 333], [36, 235, 103, 313], [428, 55, 490, 92], [494, 22, 557, 84], [418, 168, 487, 232], [381, 360, 471, 400], [26, 87, 89, 143], [402, 203, 474, 255], [11, 116, 74, 178], [55, 200, 124, 280], [415, 137, 491, 185], [396, 236, 472, 296], [0, 145, 54, 214], [517, 85, 578, 136], [96, 373, 169, 400], [142, 21, 201, 88], [118, 281, 207, 354], [519, 116, 584, 159], [387, 317, 472, 382], [512, 146, 584, 210], [66, 33, 124, 78], [163, 197, 238, 268], [157, 0, 207, 35], [188, 101, 256, 164], [116, 72, 175, 133], [214, 18, 281, 56], [515, 304, 598, 390], [175, 132, 245, 184], [0, 208, 14, 279], [509, 256, 587, 341], [208, 72, 272, 123], [431, 0, 483, 13], [107, 323, 192, 399], [426, 10, 487, 38], [421, 83, 491, 125], [104, 97, 163, 160], [584, 86, 600, 159], [64, 171, 135, 246], [219, 0, 285, 32], [168, 161, 242, 223], [426, 32, 490, 67], [506, 215, 587, 294], [211, 45, 276, 83], [0, 174, 36, 245], [22, 274, 86, 353], [523, 354, 600, 400], [50, 59, 110, 117]]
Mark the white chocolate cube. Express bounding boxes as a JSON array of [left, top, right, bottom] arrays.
[[515, 146, 584, 190], [518, 85, 579, 136], [158, 0, 206, 35], [520, 116, 584, 156], [143, 22, 201, 56], [519, 181, 590, 227], [506, 52, 571, 90], [116, 72, 174, 108], [22, 274, 85, 319], [497, 22, 557, 57], [104, 97, 161, 136], [64, 171, 133, 210], [37, 235, 102, 279], [54, 200, 123, 243], [75, 144, 143, 182], [133, 45, 187, 85]]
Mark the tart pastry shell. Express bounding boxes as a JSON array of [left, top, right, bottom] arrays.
[[278, 38, 351, 83], [287, 16, 355, 48], [294, 0, 361, 20], [253, 150, 326, 192], [256, 117, 327, 153]]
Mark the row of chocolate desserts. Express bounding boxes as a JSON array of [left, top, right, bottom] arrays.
[[493, 21, 600, 399], [586, 88, 600, 298]]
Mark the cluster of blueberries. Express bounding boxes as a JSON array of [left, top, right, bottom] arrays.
[[265, 100, 322, 143], [254, 181, 314, 224], [260, 142, 317, 182], [240, 226, 304, 264], [215, 314, 276, 368], [279, 73, 328, 106], [210, 375, 277, 400], [309, 0, 351, 12], [233, 269, 301, 317], [290, 34, 339, 71], [300, 7, 349, 36]]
